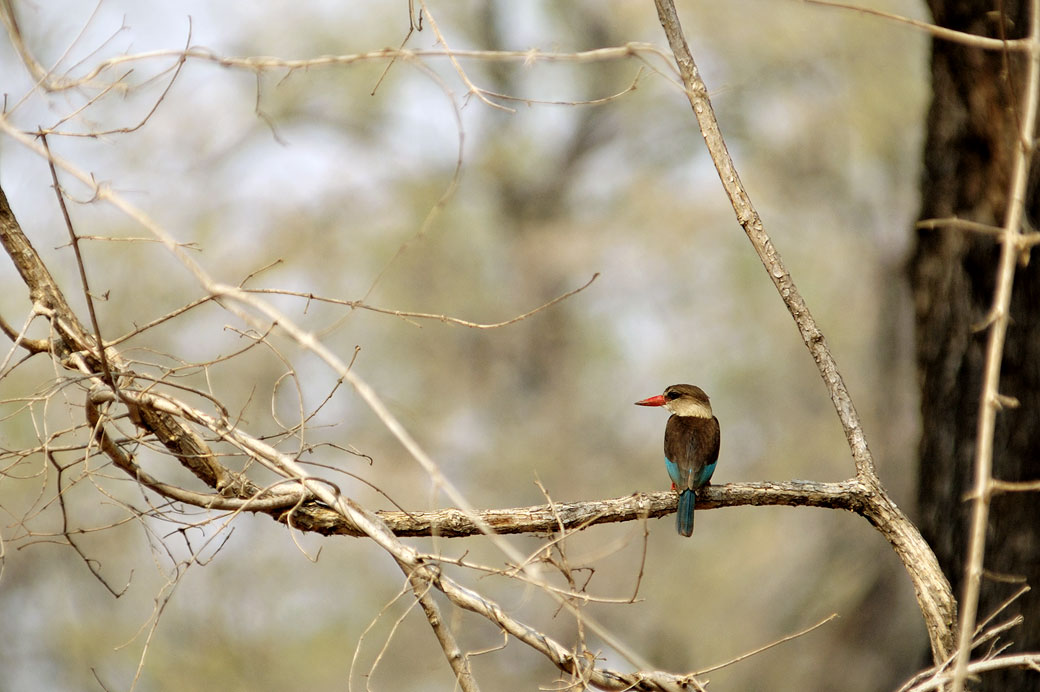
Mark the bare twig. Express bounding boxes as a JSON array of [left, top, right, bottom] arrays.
[[990, 478, 1040, 493], [47, 451, 132, 597], [915, 217, 1008, 236], [0, 309, 50, 356], [950, 0, 1040, 688], [20, 44, 669, 93], [693, 613, 839, 675], [41, 132, 115, 391], [418, 0, 511, 112], [369, 7, 417, 97], [349, 581, 412, 692], [246, 273, 599, 330], [905, 653, 1040, 692], [399, 561, 480, 692], [805, 0, 1032, 51]]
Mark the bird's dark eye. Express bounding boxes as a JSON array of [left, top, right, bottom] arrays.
[[666, 391, 681, 400]]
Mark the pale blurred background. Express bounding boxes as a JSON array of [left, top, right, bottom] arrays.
[[0, 1, 930, 690]]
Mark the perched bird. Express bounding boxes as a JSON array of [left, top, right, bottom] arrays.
[[635, 384, 721, 537]]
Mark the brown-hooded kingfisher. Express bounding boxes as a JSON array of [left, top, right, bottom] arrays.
[[635, 384, 720, 537]]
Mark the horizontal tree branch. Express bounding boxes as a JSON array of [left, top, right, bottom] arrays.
[[285, 480, 863, 538]]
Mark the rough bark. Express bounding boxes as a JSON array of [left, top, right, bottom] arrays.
[[910, 2, 1040, 688]]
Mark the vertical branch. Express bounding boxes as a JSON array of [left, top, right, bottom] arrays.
[[41, 132, 116, 390], [651, 0, 872, 478], [950, 0, 1040, 689], [399, 561, 479, 692], [651, 0, 957, 661]]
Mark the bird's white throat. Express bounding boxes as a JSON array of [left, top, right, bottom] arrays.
[[665, 399, 713, 418]]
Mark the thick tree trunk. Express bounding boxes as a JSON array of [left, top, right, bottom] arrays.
[[910, 2, 1040, 688]]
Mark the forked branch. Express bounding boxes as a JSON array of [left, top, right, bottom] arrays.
[[652, 0, 956, 662], [0, 183, 697, 691]]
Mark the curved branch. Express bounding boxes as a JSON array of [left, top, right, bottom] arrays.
[[652, 0, 956, 661], [0, 186, 95, 358]]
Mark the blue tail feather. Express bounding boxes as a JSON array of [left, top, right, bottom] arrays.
[[676, 489, 695, 537]]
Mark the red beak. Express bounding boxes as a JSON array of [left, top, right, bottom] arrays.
[[634, 394, 667, 407]]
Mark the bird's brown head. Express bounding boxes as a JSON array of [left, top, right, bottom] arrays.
[[634, 384, 712, 418]]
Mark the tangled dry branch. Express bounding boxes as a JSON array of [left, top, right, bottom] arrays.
[[3, 1, 1039, 689]]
